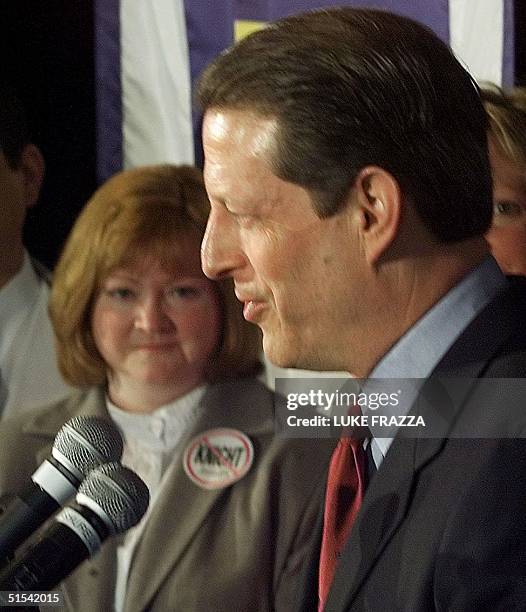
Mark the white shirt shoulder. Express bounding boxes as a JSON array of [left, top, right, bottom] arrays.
[[0, 253, 72, 418]]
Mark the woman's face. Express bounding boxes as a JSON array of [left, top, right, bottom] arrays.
[[91, 247, 222, 405], [485, 136, 526, 276]]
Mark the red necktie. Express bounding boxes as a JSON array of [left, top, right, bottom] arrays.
[[318, 431, 366, 610]]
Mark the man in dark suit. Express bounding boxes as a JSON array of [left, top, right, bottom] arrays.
[[196, 7, 526, 610]]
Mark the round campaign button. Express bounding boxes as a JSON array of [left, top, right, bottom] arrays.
[[183, 428, 254, 490]]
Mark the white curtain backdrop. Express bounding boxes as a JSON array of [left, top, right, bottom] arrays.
[[449, 0, 504, 86], [120, 0, 194, 168]]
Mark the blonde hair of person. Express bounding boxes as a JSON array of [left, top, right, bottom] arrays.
[[50, 164, 262, 387], [481, 84, 526, 164]]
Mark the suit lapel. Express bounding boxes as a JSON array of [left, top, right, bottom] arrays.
[[325, 435, 417, 611], [124, 451, 229, 611], [326, 389, 478, 611], [414, 279, 525, 469], [294, 487, 326, 612], [23, 387, 109, 440], [124, 379, 274, 612], [326, 281, 524, 610]]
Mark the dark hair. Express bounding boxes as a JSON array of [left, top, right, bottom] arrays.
[[197, 7, 492, 242], [0, 82, 30, 167]]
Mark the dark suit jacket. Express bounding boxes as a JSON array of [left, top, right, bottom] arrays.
[[297, 278, 526, 611], [0, 378, 335, 611]]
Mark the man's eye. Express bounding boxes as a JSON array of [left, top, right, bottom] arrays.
[[225, 205, 254, 224], [494, 200, 523, 217]]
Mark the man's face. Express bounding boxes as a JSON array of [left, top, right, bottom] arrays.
[[0, 151, 27, 246], [201, 109, 364, 371], [485, 136, 526, 276], [0, 145, 44, 284]]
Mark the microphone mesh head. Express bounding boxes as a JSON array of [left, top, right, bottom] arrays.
[[78, 462, 150, 533], [53, 416, 124, 477]]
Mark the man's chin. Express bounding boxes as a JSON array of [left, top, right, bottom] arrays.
[[262, 331, 347, 373], [262, 333, 296, 369], [262, 331, 315, 371]]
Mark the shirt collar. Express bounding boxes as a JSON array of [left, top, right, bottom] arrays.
[[368, 256, 506, 460], [370, 256, 506, 380], [107, 384, 207, 453]]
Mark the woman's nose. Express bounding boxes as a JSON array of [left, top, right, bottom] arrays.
[[134, 298, 173, 333]]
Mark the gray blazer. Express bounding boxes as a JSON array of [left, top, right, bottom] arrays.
[[0, 378, 334, 611]]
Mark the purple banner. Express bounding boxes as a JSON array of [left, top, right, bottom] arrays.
[[94, 0, 122, 184]]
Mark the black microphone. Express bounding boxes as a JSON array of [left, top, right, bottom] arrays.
[[0, 416, 123, 561], [0, 462, 149, 592]]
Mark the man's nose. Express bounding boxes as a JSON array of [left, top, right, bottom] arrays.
[[201, 208, 246, 280]]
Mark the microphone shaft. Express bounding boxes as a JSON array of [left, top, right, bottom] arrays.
[[0, 522, 88, 591], [0, 505, 109, 591], [0, 484, 58, 560]]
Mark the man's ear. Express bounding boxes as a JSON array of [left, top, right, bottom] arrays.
[[353, 166, 402, 265], [19, 144, 45, 209]]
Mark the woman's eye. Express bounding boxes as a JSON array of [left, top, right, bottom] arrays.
[[494, 200, 523, 218], [107, 288, 135, 300], [168, 287, 199, 299]]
